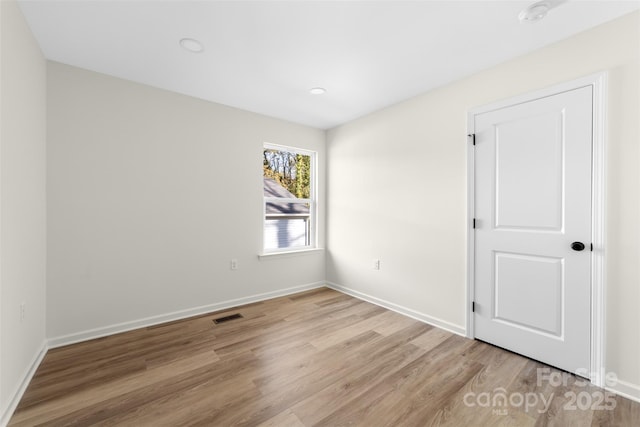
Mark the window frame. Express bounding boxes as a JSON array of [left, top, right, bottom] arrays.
[[262, 143, 317, 254]]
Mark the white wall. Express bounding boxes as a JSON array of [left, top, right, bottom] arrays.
[[327, 11, 640, 398], [47, 62, 326, 343], [0, 0, 47, 423]]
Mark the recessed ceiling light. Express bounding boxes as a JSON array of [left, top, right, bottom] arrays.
[[309, 87, 326, 95], [179, 38, 204, 53], [519, 1, 551, 23]]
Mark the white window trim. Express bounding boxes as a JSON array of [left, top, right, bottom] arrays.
[[258, 247, 324, 259], [262, 143, 318, 255]]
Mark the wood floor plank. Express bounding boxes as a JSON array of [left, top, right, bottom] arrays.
[[256, 409, 306, 427], [310, 337, 478, 426], [372, 310, 426, 336], [409, 326, 452, 351], [9, 349, 220, 426], [290, 340, 426, 425], [9, 288, 640, 426], [424, 342, 531, 426]]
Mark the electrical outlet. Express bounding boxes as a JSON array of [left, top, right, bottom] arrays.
[[230, 259, 238, 270], [373, 259, 381, 270], [20, 302, 25, 322]]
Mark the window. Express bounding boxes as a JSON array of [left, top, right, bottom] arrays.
[[263, 144, 316, 252]]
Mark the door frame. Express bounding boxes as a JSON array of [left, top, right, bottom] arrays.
[[466, 72, 607, 387]]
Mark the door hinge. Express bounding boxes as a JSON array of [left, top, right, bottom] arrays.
[[472, 301, 475, 312], [472, 218, 476, 229], [590, 243, 593, 252], [468, 133, 476, 145]]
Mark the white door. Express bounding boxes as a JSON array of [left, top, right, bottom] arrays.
[[473, 86, 592, 375]]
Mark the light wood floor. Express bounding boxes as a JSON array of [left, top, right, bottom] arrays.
[[10, 288, 640, 426]]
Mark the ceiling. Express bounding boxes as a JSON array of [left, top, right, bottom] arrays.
[[18, 1, 640, 129]]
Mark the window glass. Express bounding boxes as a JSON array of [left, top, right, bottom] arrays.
[[263, 146, 315, 251]]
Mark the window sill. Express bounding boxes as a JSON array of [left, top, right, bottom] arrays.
[[258, 248, 325, 259]]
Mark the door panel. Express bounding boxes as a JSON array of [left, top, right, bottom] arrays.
[[493, 252, 563, 337], [495, 111, 564, 231], [474, 86, 592, 375]]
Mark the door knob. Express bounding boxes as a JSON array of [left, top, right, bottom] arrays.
[[571, 242, 586, 251]]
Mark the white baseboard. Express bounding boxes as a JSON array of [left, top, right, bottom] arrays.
[[326, 281, 466, 336], [0, 341, 48, 427], [48, 281, 325, 349], [607, 378, 640, 404]]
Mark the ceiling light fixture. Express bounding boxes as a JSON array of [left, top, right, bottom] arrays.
[[309, 87, 326, 95], [179, 38, 204, 53], [518, 1, 552, 23]]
